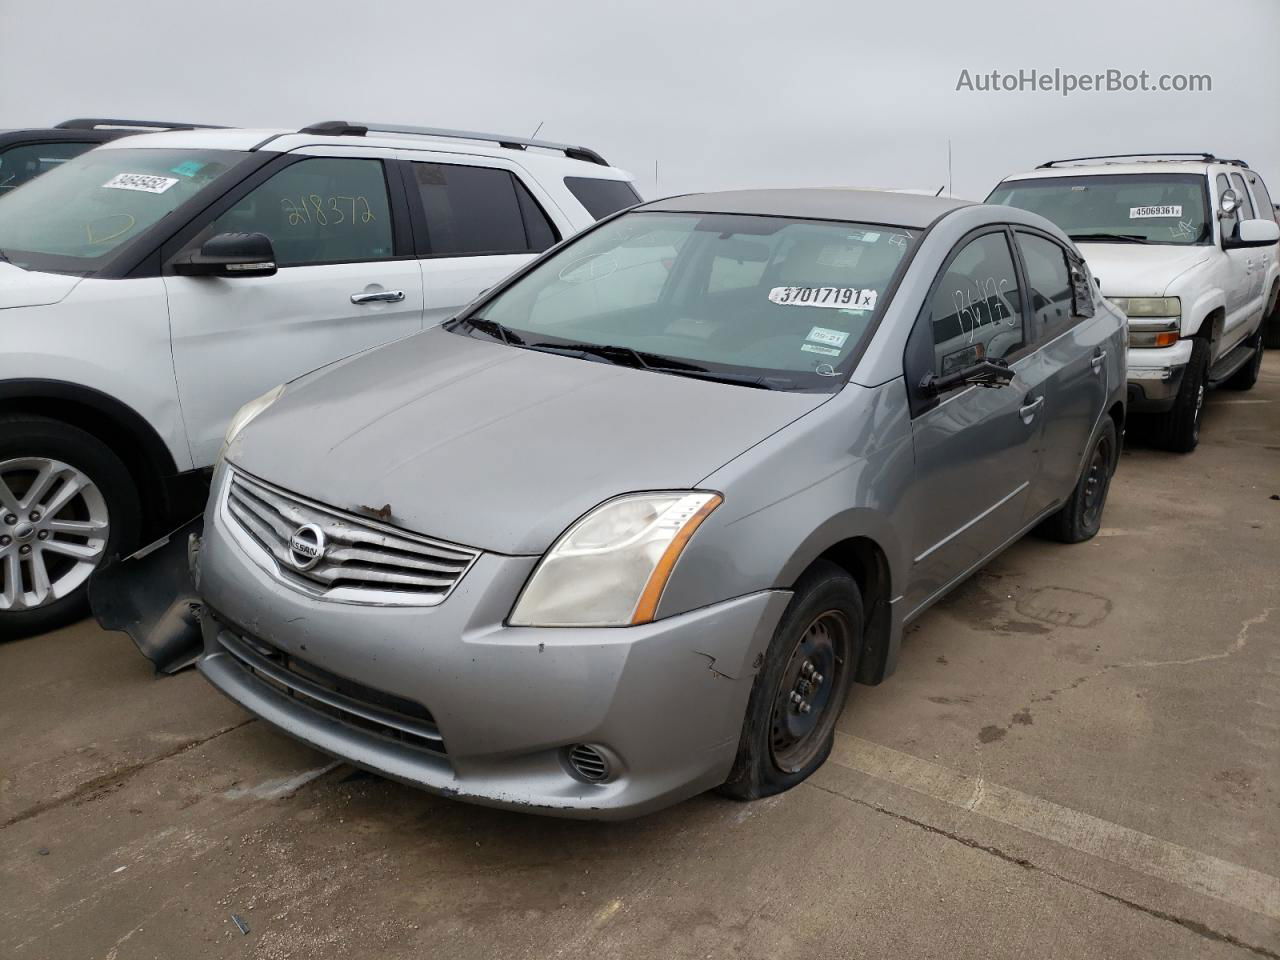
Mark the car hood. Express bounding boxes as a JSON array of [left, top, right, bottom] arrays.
[[0, 261, 83, 309], [228, 327, 830, 555], [1075, 243, 1211, 298]]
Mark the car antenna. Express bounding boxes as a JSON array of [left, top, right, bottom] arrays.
[[935, 185, 945, 197], [530, 120, 544, 139]]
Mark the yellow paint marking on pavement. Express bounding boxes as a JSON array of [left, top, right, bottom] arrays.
[[827, 733, 1280, 921]]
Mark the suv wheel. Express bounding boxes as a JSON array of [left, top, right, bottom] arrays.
[[1264, 289, 1280, 349], [1154, 337, 1210, 453], [1039, 417, 1117, 543], [1224, 332, 1264, 391], [719, 560, 862, 801], [0, 416, 141, 640]]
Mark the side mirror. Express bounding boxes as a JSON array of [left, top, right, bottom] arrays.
[[1218, 188, 1240, 219], [919, 358, 1015, 397], [1224, 218, 1280, 250], [173, 232, 278, 277]]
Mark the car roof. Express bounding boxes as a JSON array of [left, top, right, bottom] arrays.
[[96, 126, 635, 180], [638, 188, 973, 229]]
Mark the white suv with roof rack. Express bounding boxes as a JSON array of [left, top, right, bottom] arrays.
[[988, 152, 1279, 452], [0, 120, 639, 636]]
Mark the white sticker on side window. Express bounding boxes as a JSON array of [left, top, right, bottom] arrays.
[[806, 326, 849, 348], [1129, 204, 1182, 219], [801, 343, 842, 357], [769, 286, 878, 310], [102, 173, 179, 194]]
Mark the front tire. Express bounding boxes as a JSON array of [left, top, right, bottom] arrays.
[[719, 560, 862, 801], [1154, 337, 1209, 453], [0, 416, 141, 640], [1039, 417, 1118, 544]]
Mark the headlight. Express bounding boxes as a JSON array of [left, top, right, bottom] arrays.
[[218, 384, 284, 460], [1128, 319, 1181, 348], [1111, 296, 1180, 318], [509, 491, 722, 627]]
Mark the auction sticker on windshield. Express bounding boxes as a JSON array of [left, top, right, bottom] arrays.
[[102, 173, 179, 194], [769, 286, 878, 310], [1130, 205, 1182, 218]]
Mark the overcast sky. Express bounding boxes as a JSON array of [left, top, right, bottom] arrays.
[[2, 0, 1277, 201]]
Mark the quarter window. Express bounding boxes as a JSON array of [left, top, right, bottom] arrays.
[[1016, 232, 1075, 335], [928, 232, 1025, 377], [412, 162, 559, 256], [207, 157, 394, 267], [564, 177, 642, 220]]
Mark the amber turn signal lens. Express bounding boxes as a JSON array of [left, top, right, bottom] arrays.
[[631, 494, 723, 624]]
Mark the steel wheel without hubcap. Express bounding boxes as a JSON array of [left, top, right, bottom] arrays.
[[1081, 433, 1114, 531], [769, 610, 849, 774], [0, 457, 110, 612]]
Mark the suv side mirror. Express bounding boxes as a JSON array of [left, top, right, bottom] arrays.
[[1218, 189, 1240, 219], [919, 358, 1015, 397], [1223, 218, 1280, 250], [173, 232, 278, 277]]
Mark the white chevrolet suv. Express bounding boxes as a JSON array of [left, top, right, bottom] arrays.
[[989, 153, 1280, 452], [0, 121, 639, 636]]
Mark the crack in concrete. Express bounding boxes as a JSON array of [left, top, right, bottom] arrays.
[[806, 781, 1280, 960], [1, 718, 255, 830], [1115, 607, 1273, 669]]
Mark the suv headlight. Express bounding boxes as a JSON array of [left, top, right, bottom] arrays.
[[1111, 296, 1180, 318], [218, 384, 284, 461], [509, 491, 722, 627]]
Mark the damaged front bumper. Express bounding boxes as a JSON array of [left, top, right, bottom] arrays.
[[96, 491, 791, 819]]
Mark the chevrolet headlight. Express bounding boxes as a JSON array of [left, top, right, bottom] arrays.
[[1111, 296, 1180, 318], [218, 384, 284, 461], [509, 491, 722, 627]]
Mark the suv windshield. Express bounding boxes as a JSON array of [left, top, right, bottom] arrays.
[[0, 147, 245, 274], [988, 173, 1211, 246], [451, 210, 916, 392]]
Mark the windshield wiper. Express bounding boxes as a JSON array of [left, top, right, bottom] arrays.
[[528, 340, 783, 390], [1068, 233, 1152, 244], [458, 316, 526, 346]]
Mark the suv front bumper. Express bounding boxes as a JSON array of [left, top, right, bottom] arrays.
[[1126, 340, 1193, 413], [194, 489, 790, 819]]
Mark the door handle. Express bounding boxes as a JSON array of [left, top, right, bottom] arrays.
[[1090, 349, 1107, 374], [1019, 396, 1045, 422], [351, 290, 405, 304]]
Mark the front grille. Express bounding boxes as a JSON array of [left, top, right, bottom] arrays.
[[217, 627, 446, 755], [223, 468, 479, 606]]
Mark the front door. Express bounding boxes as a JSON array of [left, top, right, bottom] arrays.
[[1218, 173, 1260, 353], [164, 154, 424, 466], [902, 228, 1048, 615]]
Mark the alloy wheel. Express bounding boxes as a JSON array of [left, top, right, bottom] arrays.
[[0, 457, 110, 611], [769, 610, 849, 773]]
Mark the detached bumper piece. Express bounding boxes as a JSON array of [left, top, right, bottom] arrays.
[[89, 516, 204, 674]]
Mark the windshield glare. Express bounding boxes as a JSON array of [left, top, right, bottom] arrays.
[[458, 211, 916, 391], [988, 173, 1211, 245], [0, 147, 244, 273]]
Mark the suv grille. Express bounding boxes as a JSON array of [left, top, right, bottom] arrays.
[[223, 469, 478, 606]]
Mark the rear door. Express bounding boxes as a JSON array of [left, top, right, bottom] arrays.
[[1013, 229, 1110, 520], [398, 154, 567, 327], [164, 150, 424, 466], [902, 227, 1050, 615]]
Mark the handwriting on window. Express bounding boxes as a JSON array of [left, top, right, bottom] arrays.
[[951, 276, 1016, 344], [281, 195, 377, 227]]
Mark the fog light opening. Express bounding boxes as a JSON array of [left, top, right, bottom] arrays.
[[565, 743, 615, 784]]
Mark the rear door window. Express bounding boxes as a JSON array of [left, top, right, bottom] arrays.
[[1016, 232, 1075, 338], [564, 177, 641, 219], [411, 162, 560, 256]]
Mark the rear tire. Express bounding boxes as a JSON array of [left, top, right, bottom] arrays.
[[1224, 332, 1264, 391], [1039, 417, 1117, 544], [719, 560, 862, 801], [0, 416, 141, 640], [1153, 337, 1209, 453]]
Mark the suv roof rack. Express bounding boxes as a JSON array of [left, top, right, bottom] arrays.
[[56, 118, 226, 131], [297, 120, 610, 166], [1038, 152, 1249, 169]]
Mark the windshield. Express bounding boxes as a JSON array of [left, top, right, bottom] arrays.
[[988, 173, 1211, 246], [0, 147, 245, 274], [451, 210, 917, 391]]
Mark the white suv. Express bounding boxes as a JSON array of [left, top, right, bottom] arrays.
[[0, 121, 639, 636], [989, 153, 1280, 451]]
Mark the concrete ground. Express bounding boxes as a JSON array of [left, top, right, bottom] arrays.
[[3, 357, 1278, 960]]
